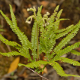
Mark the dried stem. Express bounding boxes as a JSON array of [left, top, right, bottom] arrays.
[[26, 67, 49, 80]]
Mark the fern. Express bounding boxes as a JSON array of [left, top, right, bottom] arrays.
[[31, 21, 37, 59], [52, 42, 80, 61], [71, 50, 80, 56], [0, 5, 80, 78], [0, 51, 24, 57], [60, 57, 80, 66], [0, 34, 21, 49], [49, 61, 80, 77], [0, 5, 32, 61], [19, 60, 48, 68], [54, 21, 80, 52], [55, 25, 74, 39]]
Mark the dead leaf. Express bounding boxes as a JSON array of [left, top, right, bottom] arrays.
[[22, 9, 29, 18], [8, 57, 20, 73], [40, 1, 49, 7], [50, 3, 56, 7]]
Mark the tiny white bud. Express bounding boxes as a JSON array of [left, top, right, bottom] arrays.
[[26, 20, 31, 24], [46, 12, 50, 15], [27, 8, 30, 11]]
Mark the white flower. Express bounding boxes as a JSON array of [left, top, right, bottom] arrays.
[[26, 20, 31, 24], [27, 6, 36, 12], [27, 8, 30, 11], [46, 12, 50, 15]]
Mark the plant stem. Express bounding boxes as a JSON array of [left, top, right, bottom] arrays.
[[37, 24, 39, 60]]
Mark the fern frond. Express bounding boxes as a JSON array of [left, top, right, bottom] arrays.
[[31, 6, 43, 59], [0, 5, 31, 48], [55, 25, 75, 39], [49, 61, 80, 77], [9, 4, 17, 28], [0, 5, 32, 61], [54, 25, 74, 34], [56, 9, 63, 20], [36, 6, 44, 36], [60, 57, 80, 66], [53, 42, 80, 61], [36, 6, 43, 23], [18, 60, 48, 68], [9, 5, 31, 48], [54, 21, 80, 52], [50, 5, 59, 22], [0, 51, 22, 57], [71, 50, 80, 56], [31, 21, 37, 59], [0, 34, 21, 49], [53, 9, 63, 30], [54, 24, 74, 39], [0, 10, 12, 26]]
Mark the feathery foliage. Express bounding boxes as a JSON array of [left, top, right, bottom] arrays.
[[71, 50, 80, 56], [19, 60, 48, 68], [0, 4, 80, 77]]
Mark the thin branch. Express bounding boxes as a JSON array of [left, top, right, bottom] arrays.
[[26, 67, 49, 80], [6, 45, 11, 52], [0, 41, 6, 52]]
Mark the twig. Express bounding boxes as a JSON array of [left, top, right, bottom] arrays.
[[26, 67, 49, 80], [18, 67, 27, 75], [0, 41, 6, 52], [58, 0, 64, 5], [6, 45, 11, 52]]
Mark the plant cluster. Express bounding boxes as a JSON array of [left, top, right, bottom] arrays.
[[0, 5, 80, 77]]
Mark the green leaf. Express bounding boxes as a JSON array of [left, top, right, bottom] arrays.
[[31, 21, 37, 59], [55, 25, 75, 39], [56, 9, 63, 20], [60, 57, 80, 66], [0, 10, 12, 26], [54, 24, 73, 33], [54, 21, 80, 52], [18, 60, 48, 68], [71, 50, 80, 56], [0, 5, 32, 61], [53, 42, 80, 61], [9, 5, 32, 60], [50, 61, 80, 77], [9, 5, 31, 47], [0, 34, 21, 49], [0, 51, 22, 57]]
